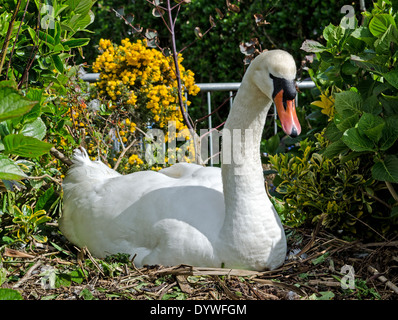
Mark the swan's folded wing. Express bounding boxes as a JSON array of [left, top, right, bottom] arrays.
[[159, 163, 223, 192], [60, 162, 225, 259], [159, 162, 203, 178]]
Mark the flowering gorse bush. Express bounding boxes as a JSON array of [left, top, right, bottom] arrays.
[[66, 38, 200, 172], [93, 38, 199, 131]]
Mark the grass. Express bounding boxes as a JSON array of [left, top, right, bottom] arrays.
[[1, 226, 397, 300]]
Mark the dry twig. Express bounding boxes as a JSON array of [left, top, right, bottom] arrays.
[[368, 266, 398, 295], [13, 260, 42, 288]]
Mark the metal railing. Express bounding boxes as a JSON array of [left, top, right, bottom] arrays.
[[80, 73, 315, 165], [187, 81, 315, 165], [80, 73, 314, 135]]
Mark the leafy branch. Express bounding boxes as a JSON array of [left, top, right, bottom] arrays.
[[0, 0, 23, 76]]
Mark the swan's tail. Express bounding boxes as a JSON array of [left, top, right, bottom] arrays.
[[71, 147, 92, 166], [64, 147, 121, 185], [62, 147, 93, 185]]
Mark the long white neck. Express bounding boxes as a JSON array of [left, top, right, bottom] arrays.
[[222, 79, 271, 174], [218, 76, 283, 269]]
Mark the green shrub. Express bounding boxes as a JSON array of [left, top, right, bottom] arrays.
[[0, 0, 94, 86], [0, 0, 96, 246], [302, 1, 398, 183], [269, 133, 393, 238], [280, 0, 398, 239]]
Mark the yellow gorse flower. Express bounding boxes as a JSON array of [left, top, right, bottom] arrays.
[[91, 38, 200, 172], [93, 38, 200, 131], [128, 154, 144, 165]]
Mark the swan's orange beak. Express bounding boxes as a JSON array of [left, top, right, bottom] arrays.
[[273, 90, 301, 137]]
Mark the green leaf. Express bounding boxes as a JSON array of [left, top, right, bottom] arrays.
[[341, 128, 375, 152], [66, 12, 93, 32], [393, 0, 398, 12], [324, 122, 343, 142], [383, 70, 398, 89], [28, 28, 55, 48], [323, 23, 338, 44], [3, 134, 52, 157], [380, 94, 398, 116], [374, 24, 398, 54], [55, 273, 71, 287], [51, 55, 64, 73], [372, 155, 398, 183], [300, 40, 327, 53], [24, 88, 44, 122], [357, 113, 385, 142], [73, 0, 94, 16], [341, 60, 359, 75], [0, 268, 6, 286], [79, 288, 94, 300], [362, 95, 382, 115], [380, 116, 398, 150], [36, 186, 55, 211], [322, 140, 348, 158], [262, 134, 280, 155], [69, 269, 87, 284], [0, 80, 17, 89], [63, 38, 90, 49], [369, 14, 396, 36], [32, 234, 48, 243], [0, 155, 27, 180], [350, 56, 389, 75], [66, 14, 82, 32], [0, 86, 37, 121], [54, 21, 61, 45], [67, 0, 82, 11], [38, 30, 55, 46], [50, 241, 73, 256], [312, 252, 329, 265], [21, 118, 47, 140], [334, 111, 359, 132], [351, 26, 375, 46], [309, 291, 335, 300], [0, 288, 23, 300], [391, 207, 398, 218], [334, 91, 362, 114]]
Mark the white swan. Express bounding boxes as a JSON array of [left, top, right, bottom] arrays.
[[60, 49, 301, 271]]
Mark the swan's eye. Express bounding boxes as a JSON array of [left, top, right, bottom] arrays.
[[270, 74, 296, 100]]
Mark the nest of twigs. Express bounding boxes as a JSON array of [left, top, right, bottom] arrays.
[[1, 227, 397, 300]]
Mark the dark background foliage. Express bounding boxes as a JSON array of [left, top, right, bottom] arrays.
[[76, 0, 355, 132], [79, 0, 352, 82]]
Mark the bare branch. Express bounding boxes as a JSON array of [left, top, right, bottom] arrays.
[[0, 0, 22, 75], [50, 147, 73, 166], [165, 0, 194, 131], [113, 139, 138, 171]]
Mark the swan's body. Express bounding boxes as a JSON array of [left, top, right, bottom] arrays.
[[60, 50, 301, 271]]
